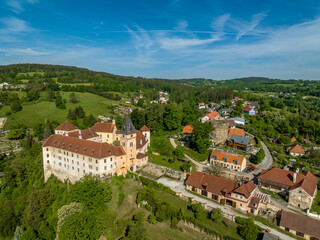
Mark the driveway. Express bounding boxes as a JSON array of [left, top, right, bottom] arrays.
[[157, 177, 295, 240]]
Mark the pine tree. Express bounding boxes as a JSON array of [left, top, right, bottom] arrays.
[[75, 106, 85, 118]]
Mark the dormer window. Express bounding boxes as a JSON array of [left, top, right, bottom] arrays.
[[213, 154, 218, 160], [223, 157, 228, 162], [234, 159, 238, 164]]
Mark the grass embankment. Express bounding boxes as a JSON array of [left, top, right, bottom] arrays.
[[155, 190, 241, 239], [185, 148, 210, 162], [0, 91, 126, 128], [311, 187, 320, 214], [109, 178, 236, 239]]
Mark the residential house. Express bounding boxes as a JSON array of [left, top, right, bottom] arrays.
[[43, 117, 150, 183], [219, 108, 234, 116], [287, 143, 305, 157], [228, 128, 245, 138], [243, 107, 256, 116], [257, 168, 318, 210], [232, 97, 244, 106], [248, 101, 259, 108], [0, 117, 7, 128], [229, 117, 245, 126], [228, 135, 254, 151], [200, 111, 220, 123], [185, 172, 257, 212], [209, 102, 218, 109], [198, 102, 206, 109], [210, 150, 247, 172], [262, 232, 279, 240], [280, 210, 320, 240]]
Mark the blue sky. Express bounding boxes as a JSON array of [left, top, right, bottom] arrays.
[[0, 0, 320, 79]]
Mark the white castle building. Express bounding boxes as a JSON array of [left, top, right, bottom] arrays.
[[42, 117, 150, 183]]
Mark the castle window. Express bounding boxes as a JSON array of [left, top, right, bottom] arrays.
[[104, 166, 107, 170], [72, 167, 74, 170], [83, 170, 85, 173], [77, 155, 79, 159], [72, 153, 73, 157], [107, 135, 109, 137], [58, 156, 61, 160], [83, 163, 85, 167], [77, 168, 79, 172], [111, 164, 113, 168], [96, 160, 98, 164], [47, 160, 49, 163], [58, 150, 61, 153], [130, 142, 133, 147], [96, 167, 98, 171], [59, 163, 61, 166], [122, 142, 125, 147], [72, 160, 74, 164], [110, 158, 113, 161], [47, 154, 49, 157], [46, 148, 48, 151], [104, 159, 106, 163]]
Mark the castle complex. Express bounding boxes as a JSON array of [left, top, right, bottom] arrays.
[[42, 117, 150, 183]]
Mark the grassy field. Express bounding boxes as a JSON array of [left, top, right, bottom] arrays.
[[0, 92, 123, 128]]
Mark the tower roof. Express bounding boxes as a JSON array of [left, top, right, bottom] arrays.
[[119, 117, 137, 135]]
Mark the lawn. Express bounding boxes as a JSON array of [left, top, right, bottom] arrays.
[[0, 92, 122, 128], [311, 187, 320, 214], [148, 153, 185, 172], [149, 135, 175, 157], [185, 148, 211, 162]]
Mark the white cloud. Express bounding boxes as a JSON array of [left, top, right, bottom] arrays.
[[0, 17, 34, 32], [235, 12, 267, 40], [159, 37, 219, 50], [0, 47, 48, 56]]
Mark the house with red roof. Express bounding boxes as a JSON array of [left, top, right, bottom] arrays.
[[182, 125, 194, 134], [287, 143, 305, 156], [228, 128, 245, 137], [186, 172, 258, 213], [200, 111, 220, 123], [210, 150, 247, 172], [258, 168, 318, 210]]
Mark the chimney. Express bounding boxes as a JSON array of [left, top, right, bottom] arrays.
[[112, 117, 115, 125], [293, 168, 299, 183], [65, 132, 68, 136], [79, 130, 82, 139]]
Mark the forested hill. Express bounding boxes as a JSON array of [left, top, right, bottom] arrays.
[[0, 63, 234, 103]]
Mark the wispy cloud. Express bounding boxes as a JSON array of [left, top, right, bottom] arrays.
[[0, 47, 49, 56], [0, 17, 35, 33], [234, 12, 268, 40], [5, 0, 38, 13]]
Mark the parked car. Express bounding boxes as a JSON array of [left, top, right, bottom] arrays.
[[249, 166, 256, 170]]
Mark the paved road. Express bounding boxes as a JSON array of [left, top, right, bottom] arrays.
[[257, 141, 273, 171], [169, 138, 206, 172], [157, 177, 295, 240]]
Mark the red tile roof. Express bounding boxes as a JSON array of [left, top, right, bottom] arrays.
[[243, 107, 251, 112], [287, 143, 305, 154], [258, 168, 318, 196], [205, 111, 219, 120], [42, 134, 125, 159], [186, 172, 255, 198], [182, 125, 194, 134], [68, 128, 99, 140], [280, 210, 320, 238], [55, 121, 79, 131], [233, 180, 256, 198], [137, 152, 148, 159], [91, 122, 115, 133], [213, 119, 236, 128], [140, 125, 150, 132], [228, 128, 245, 137], [210, 151, 244, 165], [136, 130, 147, 149]]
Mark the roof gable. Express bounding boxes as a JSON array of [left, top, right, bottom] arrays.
[[55, 121, 79, 131], [91, 122, 115, 133]]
